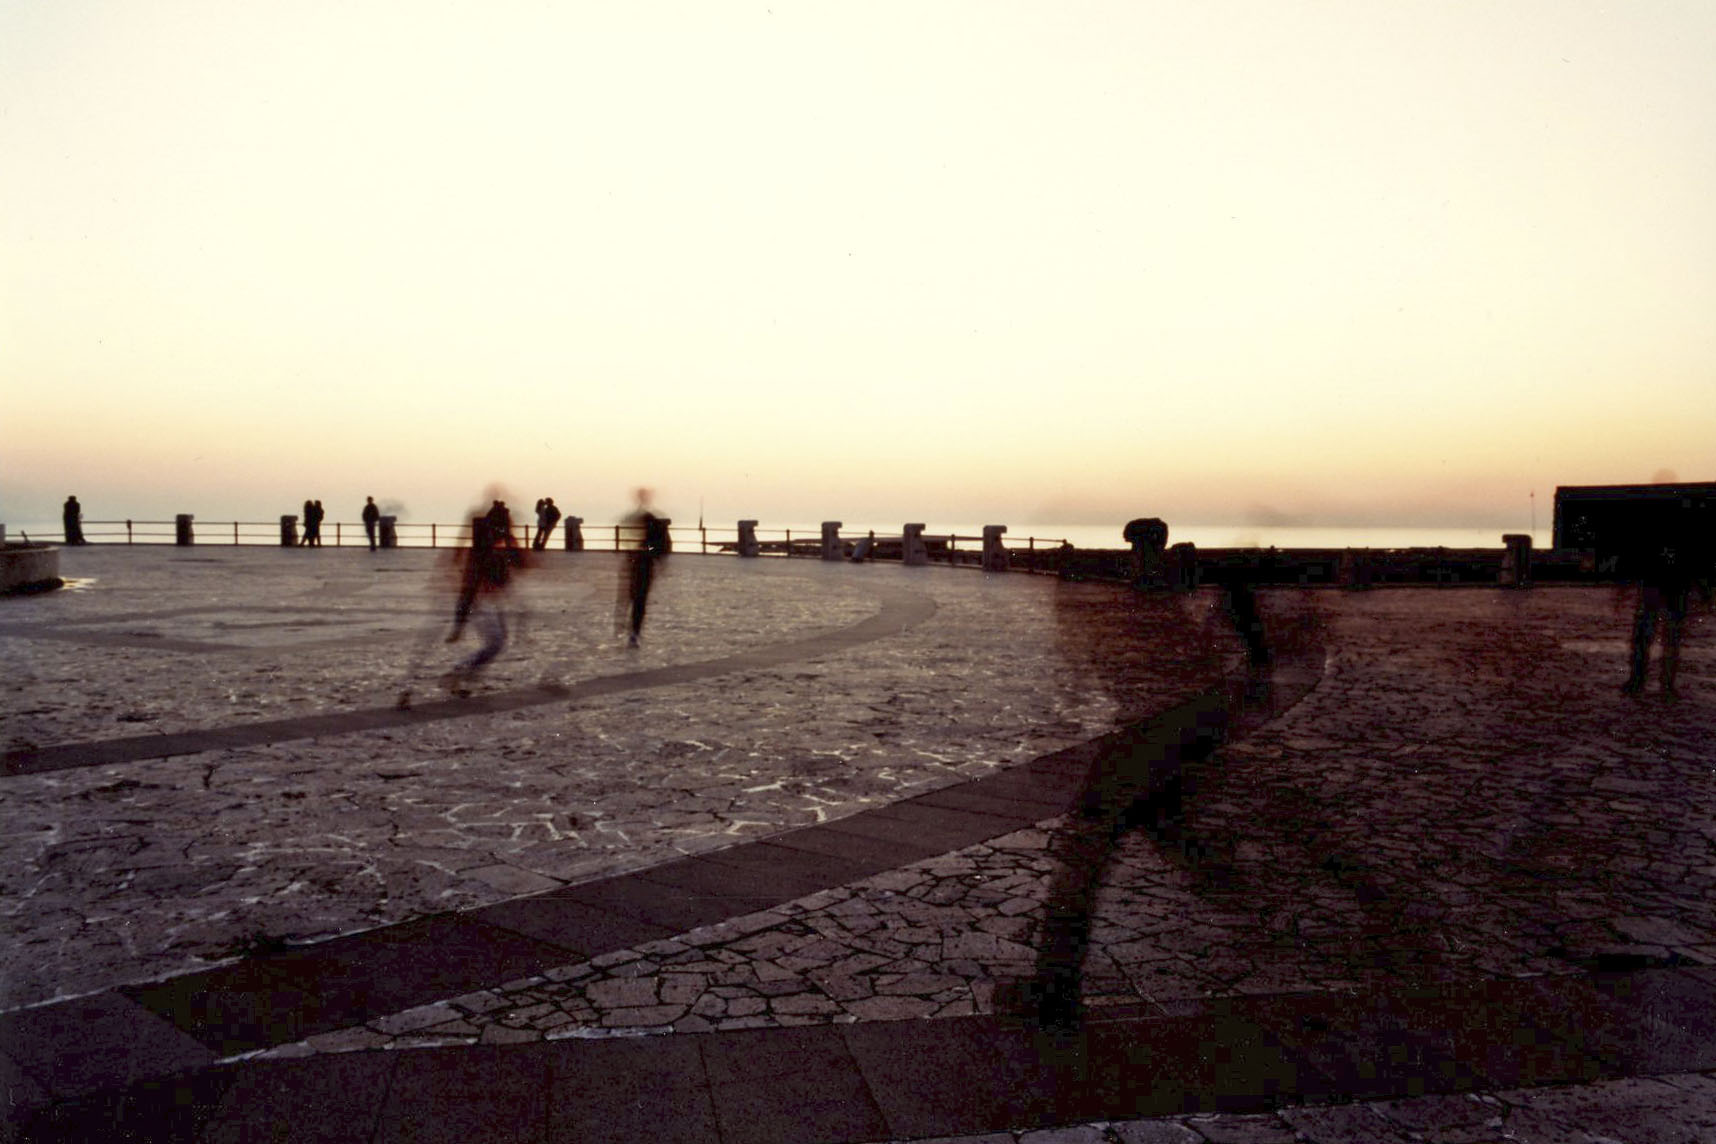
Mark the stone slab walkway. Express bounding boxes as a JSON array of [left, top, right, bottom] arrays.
[[3, 548, 1238, 1010]]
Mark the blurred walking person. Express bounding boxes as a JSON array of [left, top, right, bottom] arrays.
[[442, 503, 526, 695], [617, 489, 669, 647]]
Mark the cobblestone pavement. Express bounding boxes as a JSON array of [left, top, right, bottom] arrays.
[[248, 587, 1715, 1059], [875, 1068, 1716, 1142], [0, 547, 1242, 1010], [6, 551, 1715, 1142]]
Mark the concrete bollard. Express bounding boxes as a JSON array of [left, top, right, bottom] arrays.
[[902, 523, 929, 566], [563, 516, 584, 552], [736, 520, 759, 558], [280, 516, 298, 547], [1338, 549, 1371, 590], [1124, 517, 1170, 587], [1166, 542, 1199, 590], [981, 525, 1009, 572], [379, 516, 398, 549], [820, 522, 843, 561], [1500, 533, 1533, 588], [175, 514, 195, 547]]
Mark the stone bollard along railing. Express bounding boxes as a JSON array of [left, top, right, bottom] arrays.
[[736, 520, 759, 558], [1500, 533, 1533, 588], [175, 514, 195, 547], [379, 516, 398, 549], [1166, 542, 1199, 590], [563, 516, 584, 552], [902, 523, 929, 566], [821, 522, 843, 561], [1124, 517, 1170, 587], [279, 515, 298, 547], [1338, 549, 1371, 590], [982, 525, 1009, 572]]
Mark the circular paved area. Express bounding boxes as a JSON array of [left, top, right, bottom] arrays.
[[0, 547, 1245, 1010]]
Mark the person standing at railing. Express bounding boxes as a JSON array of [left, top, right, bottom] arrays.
[[299, 499, 325, 547], [533, 497, 562, 551], [62, 496, 86, 545], [362, 496, 381, 551]]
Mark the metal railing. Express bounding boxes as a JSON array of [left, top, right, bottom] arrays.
[[43, 520, 1073, 565]]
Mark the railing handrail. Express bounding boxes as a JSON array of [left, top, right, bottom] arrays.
[[32, 517, 1070, 554]]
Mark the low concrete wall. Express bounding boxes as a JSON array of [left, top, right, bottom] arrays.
[[0, 543, 63, 595]]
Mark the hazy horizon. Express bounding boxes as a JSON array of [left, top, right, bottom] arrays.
[[5, 2, 1713, 531]]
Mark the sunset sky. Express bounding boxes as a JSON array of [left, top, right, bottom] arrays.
[[3, 1, 1712, 535]]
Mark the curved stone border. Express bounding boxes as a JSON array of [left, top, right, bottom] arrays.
[[0, 543, 62, 596], [1, 581, 939, 777]]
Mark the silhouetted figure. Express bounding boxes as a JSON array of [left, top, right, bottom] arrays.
[[442, 510, 525, 694], [362, 496, 381, 551], [618, 489, 669, 647], [1622, 509, 1712, 696], [299, 499, 325, 547], [534, 497, 561, 551], [62, 496, 86, 545]]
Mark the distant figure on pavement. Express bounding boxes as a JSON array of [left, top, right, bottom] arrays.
[[62, 496, 86, 545], [362, 497, 381, 551], [534, 497, 562, 551], [617, 489, 669, 647], [299, 499, 316, 546], [1622, 506, 1712, 697], [311, 500, 325, 546]]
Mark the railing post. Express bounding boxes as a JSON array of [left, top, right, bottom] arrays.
[[335, 522, 342, 547], [126, 520, 133, 545], [821, 522, 843, 561], [737, 520, 759, 557], [233, 521, 239, 546], [431, 523, 437, 548], [785, 528, 792, 558], [902, 523, 928, 566], [701, 526, 707, 555]]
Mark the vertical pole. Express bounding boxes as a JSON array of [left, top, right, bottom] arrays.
[[233, 522, 239, 546], [336, 522, 342, 547], [127, 520, 133, 545], [785, 528, 792, 557], [432, 523, 437, 548]]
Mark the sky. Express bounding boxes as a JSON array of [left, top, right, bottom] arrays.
[[3, 0, 1713, 534]]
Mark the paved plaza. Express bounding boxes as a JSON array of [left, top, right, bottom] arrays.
[[3, 546, 1715, 1141]]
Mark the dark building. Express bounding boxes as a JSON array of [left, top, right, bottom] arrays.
[[1553, 481, 1715, 572]]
